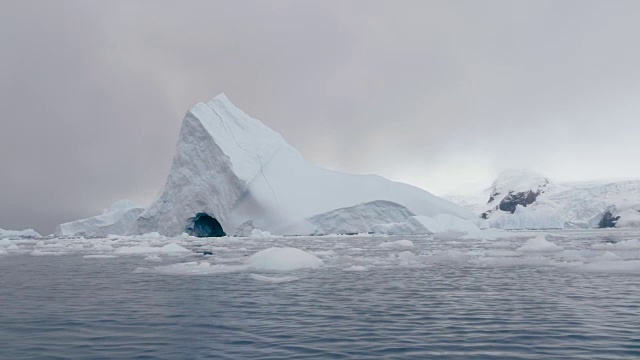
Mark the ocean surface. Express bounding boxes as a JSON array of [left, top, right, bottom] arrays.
[[1, 230, 640, 359]]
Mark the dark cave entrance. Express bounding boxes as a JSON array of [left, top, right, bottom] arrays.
[[187, 213, 226, 237]]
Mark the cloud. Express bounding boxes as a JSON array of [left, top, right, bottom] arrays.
[[2, 0, 640, 233]]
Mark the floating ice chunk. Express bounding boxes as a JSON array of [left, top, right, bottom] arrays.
[[516, 235, 564, 252], [159, 243, 191, 253], [343, 265, 369, 272], [590, 251, 622, 262], [92, 243, 114, 251], [250, 229, 274, 239], [591, 239, 640, 250], [377, 240, 414, 249], [30, 250, 66, 256], [144, 255, 162, 261], [246, 247, 323, 271], [310, 250, 336, 257], [249, 273, 299, 283], [83, 255, 119, 259]]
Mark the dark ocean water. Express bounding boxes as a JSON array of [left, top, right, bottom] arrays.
[[1, 233, 640, 359]]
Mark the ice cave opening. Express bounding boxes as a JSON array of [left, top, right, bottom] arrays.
[[187, 213, 226, 237]]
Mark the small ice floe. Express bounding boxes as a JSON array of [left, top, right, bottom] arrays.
[[516, 235, 564, 252], [83, 255, 119, 259], [342, 265, 369, 272], [249, 273, 299, 283], [144, 255, 162, 261], [377, 240, 414, 249], [246, 247, 323, 271], [30, 250, 66, 256]]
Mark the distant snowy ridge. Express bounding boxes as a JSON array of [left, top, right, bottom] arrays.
[[447, 169, 640, 230]]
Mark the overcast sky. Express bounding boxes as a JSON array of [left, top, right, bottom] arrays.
[[2, 0, 640, 234]]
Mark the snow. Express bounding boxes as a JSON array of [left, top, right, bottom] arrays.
[[490, 169, 552, 196], [130, 93, 474, 237], [246, 247, 323, 271], [516, 235, 564, 252], [486, 206, 565, 230], [449, 169, 640, 230], [56, 199, 144, 237], [0, 228, 41, 239]]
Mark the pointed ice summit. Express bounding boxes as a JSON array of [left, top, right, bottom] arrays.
[[127, 94, 474, 237]]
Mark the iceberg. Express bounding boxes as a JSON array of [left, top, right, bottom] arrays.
[[0, 228, 41, 239], [56, 199, 144, 237], [308, 200, 417, 235], [129, 94, 474, 237]]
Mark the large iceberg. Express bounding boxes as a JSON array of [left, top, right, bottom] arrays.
[[56, 199, 144, 237], [130, 94, 474, 237]]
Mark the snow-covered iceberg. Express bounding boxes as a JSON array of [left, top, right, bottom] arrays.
[[0, 228, 41, 239], [130, 94, 474, 237], [56, 199, 144, 237]]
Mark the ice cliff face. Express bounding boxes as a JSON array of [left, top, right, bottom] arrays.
[[56, 200, 144, 237], [129, 93, 474, 237], [308, 200, 417, 235]]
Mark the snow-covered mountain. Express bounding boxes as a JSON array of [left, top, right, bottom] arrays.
[[446, 169, 640, 229], [129, 93, 474, 237]]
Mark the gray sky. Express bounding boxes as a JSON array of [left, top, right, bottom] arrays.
[[3, 0, 640, 234]]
